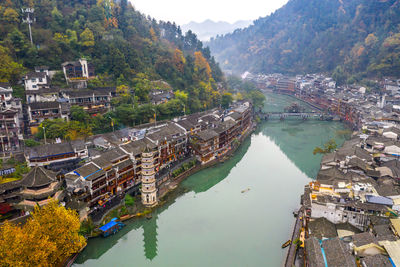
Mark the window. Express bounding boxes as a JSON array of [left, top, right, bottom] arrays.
[[39, 78, 43, 82], [32, 85, 37, 88]]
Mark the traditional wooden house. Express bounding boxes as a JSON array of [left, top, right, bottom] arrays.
[[191, 129, 219, 164], [62, 59, 95, 88], [26, 141, 88, 171]]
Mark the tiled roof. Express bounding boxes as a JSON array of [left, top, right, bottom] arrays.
[[29, 101, 60, 110], [195, 129, 218, 141], [20, 167, 57, 188], [28, 142, 74, 159]]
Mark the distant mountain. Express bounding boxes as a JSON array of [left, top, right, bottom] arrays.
[[209, 0, 400, 80], [181, 20, 252, 41]]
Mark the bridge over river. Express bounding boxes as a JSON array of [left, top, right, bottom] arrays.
[[257, 111, 333, 121]]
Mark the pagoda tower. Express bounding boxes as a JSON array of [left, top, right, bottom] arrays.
[[140, 146, 158, 207]]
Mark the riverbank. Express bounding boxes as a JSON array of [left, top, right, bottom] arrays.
[[74, 93, 347, 267], [87, 120, 258, 230]]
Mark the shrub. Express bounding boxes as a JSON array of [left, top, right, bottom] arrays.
[[24, 139, 41, 147], [125, 194, 135, 207]]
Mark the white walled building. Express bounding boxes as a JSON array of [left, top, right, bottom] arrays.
[[24, 71, 49, 91]]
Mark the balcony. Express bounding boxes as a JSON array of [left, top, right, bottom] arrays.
[[142, 185, 156, 193], [142, 170, 155, 176], [32, 113, 60, 119], [141, 157, 154, 163], [142, 152, 154, 158], [142, 177, 156, 184], [142, 163, 155, 169]]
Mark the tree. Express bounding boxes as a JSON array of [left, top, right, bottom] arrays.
[[173, 49, 186, 72], [313, 139, 337, 155], [132, 73, 151, 103], [332, 66, 347, 87], [0, 200, 86, 266], [0, 221, 57, 266], [194, 51, 212, 81], [80, 28, 95, 47], [116, 84, 130, 97], [24, 139, 40, 147], [246, 90, 266, 109], [0, 45, 24, 84], [125, 194, 135, 206], [3, 8, 19, 23], [175, 90, 188, 103], [70, 106, 90, 123], [221, 92, 233, 109], [149, 27, 157, 42]]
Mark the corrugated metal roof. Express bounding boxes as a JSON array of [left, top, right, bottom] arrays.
[[366, 195, 394, 206]]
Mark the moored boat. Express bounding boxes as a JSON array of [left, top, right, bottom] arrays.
[[99, 218, 125, 237], [281, 240, 291, 248]]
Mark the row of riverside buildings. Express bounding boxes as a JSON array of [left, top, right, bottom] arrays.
[[0, 100, 253, 221], [244, 72, 400, 267], [246, 73, 400, 130]]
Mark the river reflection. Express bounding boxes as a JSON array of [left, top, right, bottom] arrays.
[[75, 93, 346, 267]]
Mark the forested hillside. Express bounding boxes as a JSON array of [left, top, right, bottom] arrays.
[[0, 0, 224, 113], [209, 0, 400, 81]]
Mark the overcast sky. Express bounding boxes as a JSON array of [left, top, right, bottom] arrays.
[[130, 0, 288, 25]]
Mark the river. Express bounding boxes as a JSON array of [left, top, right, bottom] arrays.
[[74, 93, 346, 267]]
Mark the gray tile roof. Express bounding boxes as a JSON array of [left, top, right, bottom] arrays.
[[316, 166, 345, 181], [29, 101, 60, 110], [361, 254, 392, 267], [308, 218, 338, 240], [351, 232, 378, 247], [321, 238, 356, 267], [120, 138, 155, 156], [27, 142, 74, 159], [25, 71, 47, 79], [305, 237, 325, 267], [21, 167, 57, 188], [74, 163, 104, 181], [196, 129, 218, 141]]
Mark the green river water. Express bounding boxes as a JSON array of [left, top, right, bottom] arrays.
[[74, 93, 346, 267]]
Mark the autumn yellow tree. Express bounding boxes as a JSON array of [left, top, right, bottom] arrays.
[[175, 90, 188, 103], [0, 45, 25, 84], [194, 51, 212, 80], [80, 28, 95, 47], [149, 27, 158, 42], [0, 221, 57, 267], [117, 84, 130, 97], [3, 8, 19, 23], [173, 49, 186, 72], [0, 200, 86, 266]]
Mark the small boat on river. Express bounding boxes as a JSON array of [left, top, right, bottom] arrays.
[[99, 218, 125, 237], [281, 240, 291, 248]]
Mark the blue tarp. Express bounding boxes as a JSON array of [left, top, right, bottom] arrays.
[[99, 221, 118, 232], [365, 195, 393, 206]]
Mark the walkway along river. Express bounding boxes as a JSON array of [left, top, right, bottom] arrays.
[[74, 93, 347, 267]]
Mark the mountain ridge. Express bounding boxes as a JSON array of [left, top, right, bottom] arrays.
[[181, 19, 252, 41], [208, 0, 400, 81]]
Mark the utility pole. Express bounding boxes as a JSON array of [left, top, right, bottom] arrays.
[[21, 7, 35, 46], [43, 126, 47, 145]]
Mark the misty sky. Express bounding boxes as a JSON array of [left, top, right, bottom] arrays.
[[130, 0, 288, 25]]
